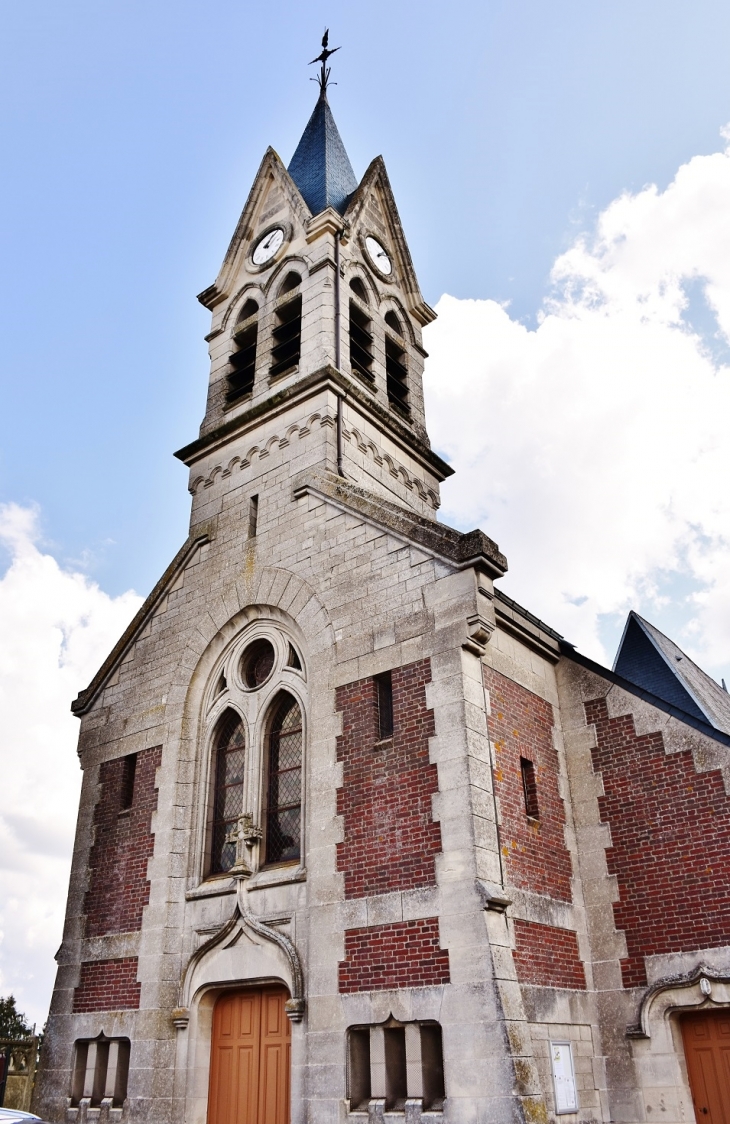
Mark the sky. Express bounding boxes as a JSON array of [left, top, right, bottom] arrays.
[[1, 0, 730, 1025]]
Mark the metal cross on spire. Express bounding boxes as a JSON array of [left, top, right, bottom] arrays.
[[309, 27, 340, 96]]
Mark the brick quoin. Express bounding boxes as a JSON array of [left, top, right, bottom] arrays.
[[339, 918, 450, 993], [336, 659, 440, 898], [84, 745, 162, 937], [513, 920, 586, 989], [73, 957, 141, 1012], [587, 696, 730, 988], [484, 668, 572, 902]]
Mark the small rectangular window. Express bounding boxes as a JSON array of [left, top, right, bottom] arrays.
[[520, 757, 539, 819], [348, 1021, 445, 1113], [375, 672, 393, 740], [248, 495, 259, 539], [71, 1038, 130, 1107], [120, 754, 137, 811], [550, 1040, 578, 1113]]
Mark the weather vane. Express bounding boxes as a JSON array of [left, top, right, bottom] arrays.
[[309, 28, 340, 95]]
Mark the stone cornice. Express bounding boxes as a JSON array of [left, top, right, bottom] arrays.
[[174, 364, 454, 483], [292, 468, 507, 578]]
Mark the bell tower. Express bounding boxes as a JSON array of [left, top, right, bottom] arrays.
[[175, 52, 452, 521]]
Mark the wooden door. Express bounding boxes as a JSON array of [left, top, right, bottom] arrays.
[[207, 987, 291, 1124], [681, 1010, 730, 1123]]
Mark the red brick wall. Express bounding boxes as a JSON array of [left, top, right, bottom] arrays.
[[84, 745, 162, 937], [513, 920, 586, 989], [73, 957, 141, 1012], [485, 668, 572, 902], [336, 660, 440, 898], [587, 696, 730, 988], [339, 918, 450, 993]]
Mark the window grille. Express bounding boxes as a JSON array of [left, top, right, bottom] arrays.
[[520, 756, 539, 819], [227, 299, 259, 403], [71, 1037, 130, 1107], [210, 711, 246, 874], [348, 1021, 445, 1113], [265, 695, 303, 865]]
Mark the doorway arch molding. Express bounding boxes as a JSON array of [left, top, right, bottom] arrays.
[[627, 964, 730, 1040]]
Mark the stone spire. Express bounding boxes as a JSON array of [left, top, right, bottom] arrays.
[[287, 90, 357, 216]]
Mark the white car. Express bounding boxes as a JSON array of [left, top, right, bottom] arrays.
[[0, 1110, 50, 1123]]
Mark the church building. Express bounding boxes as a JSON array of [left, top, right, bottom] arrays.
[[34, 54, 730, 1124]]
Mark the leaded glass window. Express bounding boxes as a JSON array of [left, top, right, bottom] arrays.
[[211, 711, 246, 874], [265, 695, 303, 865]]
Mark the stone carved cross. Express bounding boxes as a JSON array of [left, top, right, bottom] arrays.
[[225, 812, 263, 877]]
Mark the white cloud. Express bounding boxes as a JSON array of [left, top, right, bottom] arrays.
[[0, 504, 141, 1028], [424, 129, 730, 678]]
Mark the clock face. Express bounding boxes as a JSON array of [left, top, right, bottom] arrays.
[[365, 235, 392, 276], [252, 227, 285, 266]]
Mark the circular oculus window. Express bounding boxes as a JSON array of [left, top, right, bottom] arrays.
[[240, 638, 276, 689]]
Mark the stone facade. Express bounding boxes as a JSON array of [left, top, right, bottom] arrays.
[[33, 89, 730, 1124]]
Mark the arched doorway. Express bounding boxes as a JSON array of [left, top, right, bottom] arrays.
[[681, 1010, 730, 1123], [207, 986, 291, 1124]]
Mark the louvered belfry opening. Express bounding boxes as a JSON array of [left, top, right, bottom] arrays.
[[211, 711, 246, 874], [226, 299, 259, 403], [270, 273, 302, 378], [349, 278, 374, 382], [265, 694, 303, 865], [384, 312, 409, 412]]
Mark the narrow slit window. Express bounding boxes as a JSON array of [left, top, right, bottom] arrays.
[[520, 757, 539, 819], [348, 1028, 371, 1111], [385, 334, 409, 413], [265, 695, 303, 865], [248, 494, 258, 538], [120, 754, 137, 811], [384, 1027, 407, 1111], [420, 1024, 446, 1110], [375, 671, 393, 740], [210, 711, 246, 874], [349, 300, 374, 381], [226, 299, 259, 403]]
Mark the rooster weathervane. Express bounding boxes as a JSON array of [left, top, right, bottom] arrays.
[[309, 28, 340, 95]]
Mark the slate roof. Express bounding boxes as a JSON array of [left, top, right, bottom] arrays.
[[613, 611, 730, 735], [288, 92, 358, 216]]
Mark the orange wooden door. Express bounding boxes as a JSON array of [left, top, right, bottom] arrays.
[[208, 987, 291, 1124], [681, 1010, 730, 1124]]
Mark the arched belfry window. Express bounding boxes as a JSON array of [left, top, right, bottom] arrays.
[[265, 694, 303, 865], [226, 299, 259, 403], [210, 710, 246, 874]]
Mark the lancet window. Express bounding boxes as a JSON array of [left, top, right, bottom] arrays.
[[227, 298, 259, 403], [202, 627, 306, 884], [264, 694, 303, 865], [210, 711, 246, 874]]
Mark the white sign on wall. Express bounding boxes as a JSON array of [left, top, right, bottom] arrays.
[[550, 1040, 578, 1114]]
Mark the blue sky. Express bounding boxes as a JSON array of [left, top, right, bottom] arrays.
[[2, 2, 730, 1023], [2, 0, 730, 598]]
